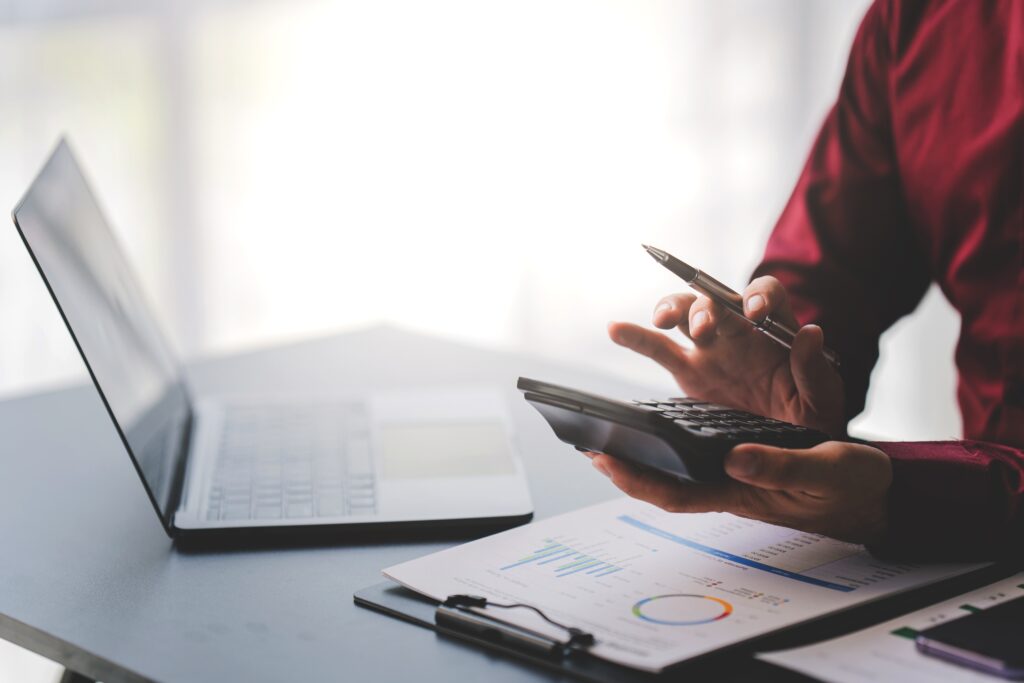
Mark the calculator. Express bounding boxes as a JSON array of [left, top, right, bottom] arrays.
[[517, 377, 830, 483]]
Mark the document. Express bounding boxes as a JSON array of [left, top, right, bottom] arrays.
[[383, 498, 984, 672], [758, 572, 1024, 682]]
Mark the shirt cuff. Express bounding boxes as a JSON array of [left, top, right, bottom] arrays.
[[866, 441, 1010, 561]]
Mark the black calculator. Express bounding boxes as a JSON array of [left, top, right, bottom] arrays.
[[518, 377, 830, 483]]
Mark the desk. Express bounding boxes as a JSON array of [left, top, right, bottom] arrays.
[[0, 327, 661, 682], [0, 327, 992, 683]]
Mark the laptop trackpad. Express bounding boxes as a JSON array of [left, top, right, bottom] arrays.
[[369, 389, 532, 520], [379, 421, 515, 479]]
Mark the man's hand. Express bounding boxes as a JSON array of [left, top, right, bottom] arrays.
[[586, 441, 892, 544], [608, 276, 845, 436]]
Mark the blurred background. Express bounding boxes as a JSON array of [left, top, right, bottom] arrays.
[[0, 0, 962, 678]]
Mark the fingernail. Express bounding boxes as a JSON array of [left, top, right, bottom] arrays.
[[746, 294, 765, 315], [655, 302, 673, 316], [725, 450, 758, 477], [592, 459, 611, 477], [692, 311, 708, 330]]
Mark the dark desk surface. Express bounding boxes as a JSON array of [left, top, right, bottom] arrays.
[[3, 326, 998, 683], [0, 327, 681, 683]]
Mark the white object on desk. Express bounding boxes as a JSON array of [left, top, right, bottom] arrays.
[[757, 572, 1024, 682]]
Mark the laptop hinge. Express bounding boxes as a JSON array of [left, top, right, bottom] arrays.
[[165, 406, 194, 535]]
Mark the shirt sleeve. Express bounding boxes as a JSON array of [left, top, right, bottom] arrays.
[[754, 2, 1024, 560], [751, 0, 931, 422], [868, 440, 1024, 560]]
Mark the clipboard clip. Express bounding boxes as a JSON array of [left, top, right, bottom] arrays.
[[437, 594, 596, 659]]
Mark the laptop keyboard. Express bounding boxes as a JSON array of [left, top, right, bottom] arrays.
[[206, 401, 377, 521]]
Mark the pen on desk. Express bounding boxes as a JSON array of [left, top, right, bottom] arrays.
[[641, 244, 841, 370]]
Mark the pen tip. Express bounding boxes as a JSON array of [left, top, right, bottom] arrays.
[[641, 244, 696, 280], [641, 244, 669, 263]]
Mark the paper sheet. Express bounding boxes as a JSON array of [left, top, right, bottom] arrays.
[[383, 497, 984, 672], [758, 572, 1024, 682]]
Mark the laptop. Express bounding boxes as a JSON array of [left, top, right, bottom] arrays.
[[11, 139, 533, 543]]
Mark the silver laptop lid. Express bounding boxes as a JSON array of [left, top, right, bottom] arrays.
[[12, 139, 191, 533]]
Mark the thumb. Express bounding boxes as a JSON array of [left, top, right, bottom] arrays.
[[790, 324, 837, 414], [724, 443, 836, 495]]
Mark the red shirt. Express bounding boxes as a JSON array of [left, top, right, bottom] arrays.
[[754, 0, 1024, 558]]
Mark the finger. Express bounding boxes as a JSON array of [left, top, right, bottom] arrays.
[[687, 297, 748, 344], [790, 325, 841, 423], [593, 455, 747, 514], [724, 442, 838, 495], [742, 276, 798, 328], [607, 322, 692, 376], [687, 296, 715, 343], [652, 293, 697, 335]]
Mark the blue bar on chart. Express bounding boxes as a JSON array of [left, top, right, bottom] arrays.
[[500, 540, 624, 578], [616, 515, 855, 592]]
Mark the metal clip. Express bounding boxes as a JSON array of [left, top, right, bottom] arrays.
[[437, 594, 596, 659]]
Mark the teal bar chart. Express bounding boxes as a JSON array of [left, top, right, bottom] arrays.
[[500, 539, 624, 578]]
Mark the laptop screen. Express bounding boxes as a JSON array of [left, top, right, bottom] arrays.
[[12, 140, 191, 531]]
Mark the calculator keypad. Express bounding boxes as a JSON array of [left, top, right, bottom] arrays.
[[633, 398, 821, 443]]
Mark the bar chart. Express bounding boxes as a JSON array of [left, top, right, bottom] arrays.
[[500, 539, 625, 578]]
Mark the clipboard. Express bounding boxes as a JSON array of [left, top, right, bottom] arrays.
[[354, 564, 1018, 683], [354, 581, 669, 683]]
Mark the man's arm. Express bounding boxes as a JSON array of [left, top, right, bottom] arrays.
[[870, 440, 1024, 560], [753, 0, 930, 422], [598, 1, 1024, 558], [754, 1, 1024, 559]]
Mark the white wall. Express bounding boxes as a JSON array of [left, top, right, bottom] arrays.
[[0, 0, 963, 427]]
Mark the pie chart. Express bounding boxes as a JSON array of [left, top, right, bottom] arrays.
[[632, 594, 733, 626]]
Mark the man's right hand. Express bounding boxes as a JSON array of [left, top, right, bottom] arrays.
[[608, 276, 846, 437]]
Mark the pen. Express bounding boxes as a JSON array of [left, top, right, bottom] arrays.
[[642, 244, 841, 370]]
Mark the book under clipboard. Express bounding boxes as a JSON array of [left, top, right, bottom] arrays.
[[354, 497, 989, 678]]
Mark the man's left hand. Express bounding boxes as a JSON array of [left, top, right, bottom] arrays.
[[586, 441, 892, 544]]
